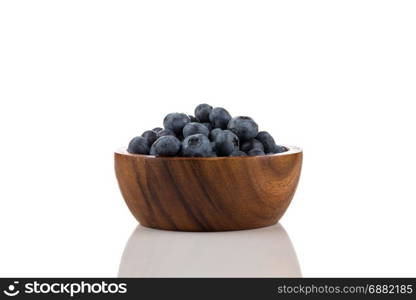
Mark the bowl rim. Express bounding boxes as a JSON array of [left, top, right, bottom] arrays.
[[115, 145, 302, 160]]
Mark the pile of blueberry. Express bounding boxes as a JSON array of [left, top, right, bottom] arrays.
[[127, 104, 287, 157]]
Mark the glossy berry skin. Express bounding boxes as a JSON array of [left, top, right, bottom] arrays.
[[182, 134, 214, 157], [256, 131, 278, 153], [152, 127, 163, 133], [183, 122, 210, 138], [247, 148, 265, 156], [163, 113, 191, 135], [273, 145, 288, 154], [227, 116, 258, 141], [127, 136, 150, 154], [240, 138, 264, 153], [150, 136, 181, 157], [194, 103, 213, 123], [213, 130, 239, 156], [229, 150, 247, 157], [157, 128, 175, 138], [141, 130, 158, 146], [188, 115, 199, 122], [209, 107, 232, 129], [202, 122, 212, 131], [210, 128, 222, 141]]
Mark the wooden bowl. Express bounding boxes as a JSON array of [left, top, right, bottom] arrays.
[[114, 146, 302, 232]]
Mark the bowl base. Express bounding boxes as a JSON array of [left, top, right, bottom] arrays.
[[138, 220, 280, 232]]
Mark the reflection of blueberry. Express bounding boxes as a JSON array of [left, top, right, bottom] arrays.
[[183, 122, 210, 137], [150, 136, 181, 157], [228, 116, 258, 141], [141, 130, 158, 146], [213, 130, 239, 156], [163, 113, 191, 135], [157, 128, 175, 138], [209, 107, 231, 129], [127, 136, 149, 154], [240, 138, 264, 153], [182, 134, 214, 157], [248, 148, 265, 156], [194, 103, 213, 123], [256, 131, 278, 153], [229, 150, 247, 157]]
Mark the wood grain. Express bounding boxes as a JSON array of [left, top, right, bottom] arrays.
[[114, 146, 302, 231]]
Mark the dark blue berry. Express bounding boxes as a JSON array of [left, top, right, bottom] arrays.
[[256, 131, 278, 153], [152, 127, 163, 132], [229, 150, 247, 157], [157, 128, 175, 138], [213, 130, 239, 156], [210, 128, 222, 141], [183, 122, 210, 137], [211, 141, 217, 153], [150, 136, 181, 157], [209, 107, 231, 129], [141, 130, 158, 146], [247, 148, 265, 156], [271, 145, 288, 154], [188, 115, 199, 122], [182, 134, 214, 157], [240, 138, 264, 153], [127, 136, 149, 154], [194, 103, 213, 123], [202, 122, 212, 131], [227, 116, 258, 141], [163, 113, 191, 135]]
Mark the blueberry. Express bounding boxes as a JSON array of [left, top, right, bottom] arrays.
[[271, 145, 288, 154], [256, 131, 278, 153], [194, 103, 213, 123], [188, 115, 199, 122], [210, 128, 222, 141], [229, 150, 247, 157], [163, 113, 191, 135], [157, 128, 175, 138], [183, 122, 210, 137], [209, 107, 231, 129], [247, 148, 265, 156], [182, 134, 214, 157], [141, 130, 158, 146], [127, 136, 149, 154], [240, 138, 264, 153], [202, 122, 212, 131], [227, 116, 258, 141], [152, 127, 163, 132], [211, 141, 217, 153], [150, 136, 181, 157], [213, 130, 239, 156]]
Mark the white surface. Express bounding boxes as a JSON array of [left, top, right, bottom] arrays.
[[119, 224, 301, 277], [0, 0, 415, 277]]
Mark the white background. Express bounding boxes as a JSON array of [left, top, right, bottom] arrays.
[[1, 0, 415, 277]]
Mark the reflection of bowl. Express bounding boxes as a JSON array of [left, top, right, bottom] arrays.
[[119, 224, 301, 277], [114, 146, 302, 231]]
